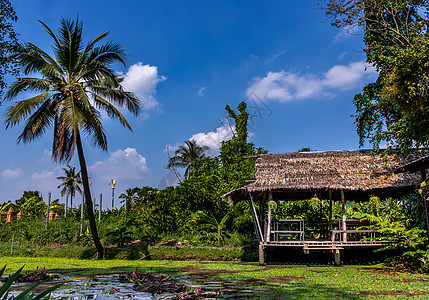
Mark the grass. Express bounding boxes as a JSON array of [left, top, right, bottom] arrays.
[[0, 242, 248, 261], [149, 245, 244, 261], [0, 257, 428, 299]]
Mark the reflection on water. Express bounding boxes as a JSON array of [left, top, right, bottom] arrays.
[[8, 273, 273, 299]]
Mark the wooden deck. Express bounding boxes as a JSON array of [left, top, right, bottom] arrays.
[[262, 239, 392, 250], [258, 218, 393, 264]]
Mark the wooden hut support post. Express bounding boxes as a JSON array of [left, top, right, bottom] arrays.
[[259, 243, 265, 265], [266, 191, 273, 242], [334, 249, 341, 266], [329, 189, 333, 230], [341, 189, 347, 242]]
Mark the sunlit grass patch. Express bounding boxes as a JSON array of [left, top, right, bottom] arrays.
[[1, 257, 429, 299]]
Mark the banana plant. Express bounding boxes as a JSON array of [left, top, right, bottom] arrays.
[[193, 210, 232, 245]]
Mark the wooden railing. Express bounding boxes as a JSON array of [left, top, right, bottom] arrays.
[[266, 219, 305, 242], [264, 218, 379, 243]]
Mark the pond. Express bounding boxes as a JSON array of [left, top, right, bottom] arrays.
[[8, 272, 273, 299]]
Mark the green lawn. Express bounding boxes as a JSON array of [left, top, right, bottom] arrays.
[[1, 257, 428, 299]]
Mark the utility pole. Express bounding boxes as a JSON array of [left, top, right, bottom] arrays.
[[99, 193, 102, 221], [65, 194, 68, 218], [45, 192, 51, 231], [80, 193, 84, 235]]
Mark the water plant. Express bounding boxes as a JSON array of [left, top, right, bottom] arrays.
[[0, 265, 62, 299]]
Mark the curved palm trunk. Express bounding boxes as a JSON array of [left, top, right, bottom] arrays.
[[75, 131, 104, 259]]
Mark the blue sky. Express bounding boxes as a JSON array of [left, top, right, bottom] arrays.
[[0, 1, 377, 208]]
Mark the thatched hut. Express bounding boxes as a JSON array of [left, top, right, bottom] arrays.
[[222, 149, 427, 265]]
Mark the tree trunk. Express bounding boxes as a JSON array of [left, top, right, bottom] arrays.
[[75, 131, 104, 258]]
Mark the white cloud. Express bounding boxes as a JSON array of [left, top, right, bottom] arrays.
[[323, 61, 375, 90], [89, 147, 150, 182], [164, 143, 180, 154], [120, 62, 166, 111], [29, 170, 57, 192], [31, 170, 54, 181], [190, 124, 235, 156], [266, 49, 286, 63], [198, 86, 207, 96], [333, 25, 361, 43], [38, 149, 52, 162], [246, 61, 377, 102], [1, 168, 24, 179]]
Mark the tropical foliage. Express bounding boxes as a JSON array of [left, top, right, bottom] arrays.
[[321, 0, 429, 152], [0, 0, 19, 99]]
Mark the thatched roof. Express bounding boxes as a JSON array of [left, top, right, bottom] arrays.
[[394, 154, 429, 174], [223, 150, 428, 204]]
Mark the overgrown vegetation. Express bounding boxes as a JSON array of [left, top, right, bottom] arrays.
[[1, 100, 429, 271]]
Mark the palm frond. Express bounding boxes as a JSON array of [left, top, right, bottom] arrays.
[[53, 115, 74, 162], [38, 20, 60, 48], [87, 41, 126, 66], [4, 92, 50, 128], [5, 78, 51, 100], [90, 86, 140, 116], [16, 97, 57, 143], [19, 42, 64, 77], [91, 93, 132, 130], [73, 89, 108, 151]]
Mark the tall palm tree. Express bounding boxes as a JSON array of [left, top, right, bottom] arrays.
[[4, 18, 140, 258], [56, 165, 82, 213], [167, 140, 209, 180]]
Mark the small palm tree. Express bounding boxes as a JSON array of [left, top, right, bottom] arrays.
[[56, 165, 82, 213], [167, 140, 209, 180], [4, 18, 141, 258], [119, 188, 138, 211]]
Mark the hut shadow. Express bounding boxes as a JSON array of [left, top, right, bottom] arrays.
[[265, 247, 400, 265]]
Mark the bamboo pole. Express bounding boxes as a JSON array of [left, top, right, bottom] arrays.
[[249, 192, 263, 242]]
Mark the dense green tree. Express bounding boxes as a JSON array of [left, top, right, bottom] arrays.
[[135, 186, 158, 210], [167, 140, 209, 180], [0, 0, 19, 99], [3, 18, 141, 258], [220, 101, 267, 190], [15, 191, 42, 207], [321, 0, 429, 152], [56, 165, 82, 211]]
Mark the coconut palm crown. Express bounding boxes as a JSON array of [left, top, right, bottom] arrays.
[[56, 164, 82, 209], [168, 140, 209, 180], [3, 17, 141, 258]]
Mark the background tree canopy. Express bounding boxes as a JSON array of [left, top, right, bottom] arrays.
[[321, 0, 429, 152], [0, 0, 19, 100]]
